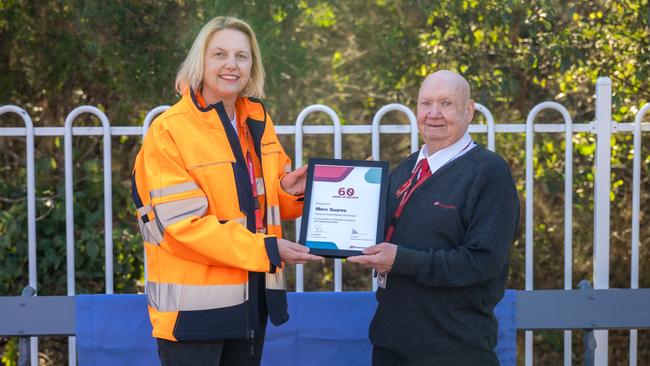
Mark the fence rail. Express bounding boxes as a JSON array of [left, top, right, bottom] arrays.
[[1, 76, 650, 365], [6, 121, 650, 137]]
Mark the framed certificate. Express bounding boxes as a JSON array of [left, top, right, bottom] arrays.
[[298, 158, 389, 258]]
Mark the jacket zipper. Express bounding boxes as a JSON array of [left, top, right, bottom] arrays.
[[250, 329, 255, 356], [244, 280, 254, 356], [260, 156, 269, 233], [244, 283, 250, 331], [247, 291, 255, 357]]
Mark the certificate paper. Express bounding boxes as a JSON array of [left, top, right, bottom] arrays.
[[299, 159, 388, 258]]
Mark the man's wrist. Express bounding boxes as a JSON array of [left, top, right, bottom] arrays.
[[392, 246, 431, 277]]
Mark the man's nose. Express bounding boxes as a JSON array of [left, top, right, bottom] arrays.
[[427, 105, 441, 118]]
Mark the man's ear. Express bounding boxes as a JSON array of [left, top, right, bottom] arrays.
[[466, 100, 476, 123]]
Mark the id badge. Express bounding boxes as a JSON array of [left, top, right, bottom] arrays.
[[377, 272, 388, 289]]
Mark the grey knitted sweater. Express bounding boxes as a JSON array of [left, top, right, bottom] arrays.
[[370, 145, 520, 365]]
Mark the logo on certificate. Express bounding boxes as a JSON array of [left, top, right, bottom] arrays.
[[333, 187, 359, 199]]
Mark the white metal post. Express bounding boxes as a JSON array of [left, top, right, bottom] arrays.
[[524, 104, 536, 366], [474, 103, 495, 152], [524, 101, 573, 365], [562, 105, 573, 366], [371, 103, 418, 161], [630, 103, 650, 366], [370, 104, 417, 290], [0, 106, 39, 366], [593, 77, 612, 366], [64, 106, 113, 365], [294, 105, 342, 291]]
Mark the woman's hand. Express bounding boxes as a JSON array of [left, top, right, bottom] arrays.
[[277, 238, 324, 264], [280, 165, 308, 196]]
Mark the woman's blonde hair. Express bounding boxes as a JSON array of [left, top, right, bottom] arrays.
[[175, 16, 265, 98]]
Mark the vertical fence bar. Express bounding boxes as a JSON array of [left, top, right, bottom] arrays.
[[102, 117, 113, 295], [0, 106, 39, 366], [370, 104, 417, 290], [18, 286, 36, 366], [524, 104, 536, 366], [525, 102, 574, 365], [630, 103, 650, 366], [559, 105, 574, 366], [141, 106, 170, 291], [63, 110, 76, 366], [474, 103, 495, 152], [294, 105, 342, 291], [294, 114, 305, 292], [370, 103, 418, 161], [332, 114, 343, 292], [593, 77, 612, 366], [64, 106, 113, 365]]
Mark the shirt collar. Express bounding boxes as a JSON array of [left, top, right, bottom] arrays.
[[231, 109, 238, 133], [414, 132, 474, 173]]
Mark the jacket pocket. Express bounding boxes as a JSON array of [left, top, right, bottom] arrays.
[[187, 158, 241, 220], [261, 143, 282, 155], [187, 158, 234, 171]]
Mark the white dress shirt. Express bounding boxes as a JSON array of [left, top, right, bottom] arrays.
[[413, 132, 476, 174], [231, 110, 237, 134]]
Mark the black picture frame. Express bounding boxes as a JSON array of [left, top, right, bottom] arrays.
[[298, 158, 389, 258]]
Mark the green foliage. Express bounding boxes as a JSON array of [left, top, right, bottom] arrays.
[[1, 0, 650, 364], [0, 338, 17, 366], [0, 137, 143, 296]]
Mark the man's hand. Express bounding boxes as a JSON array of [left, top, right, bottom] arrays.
[[277, 238, 324, 264], [280, 165, 308, 196], [347, 242, 397, 274]]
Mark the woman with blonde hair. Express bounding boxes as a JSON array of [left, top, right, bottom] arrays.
[[131, 16, 322, 365]]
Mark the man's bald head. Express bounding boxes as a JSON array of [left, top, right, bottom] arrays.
[[419, 70, 472, 104], [416, 70, 475, 154]]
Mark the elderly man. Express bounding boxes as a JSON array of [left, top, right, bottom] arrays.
[[349, 70, 520, 365]]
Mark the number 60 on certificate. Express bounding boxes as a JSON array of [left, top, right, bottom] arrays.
[[298, 158, 389, 258]]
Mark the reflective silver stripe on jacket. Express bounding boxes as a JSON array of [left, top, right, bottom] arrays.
[[256, 177, 265, 196], [150, 181, 199, 199], [137, 204, 152, 217], [138, 217, 164, 244], [232, 217, 247, 226], [146, 281, 248, 312], [154, 196, 208, 229], [266, 205, 281, 226], [265, 272, 286, 290], [136, 205, 164, 244]]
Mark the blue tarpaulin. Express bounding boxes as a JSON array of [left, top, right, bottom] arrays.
[[76, 290, 516, 365], [76, 294, 158, 365]]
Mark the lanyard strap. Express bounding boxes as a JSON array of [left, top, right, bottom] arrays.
[[243, 126, 264, 232], [385, 159, 431, 242], [385, 141, 473, 242]]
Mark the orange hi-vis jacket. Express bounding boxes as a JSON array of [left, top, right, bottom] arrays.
[[131, 89, 303, 341]]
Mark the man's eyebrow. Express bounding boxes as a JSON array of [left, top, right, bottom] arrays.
[[421, 93, 456, 100]]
